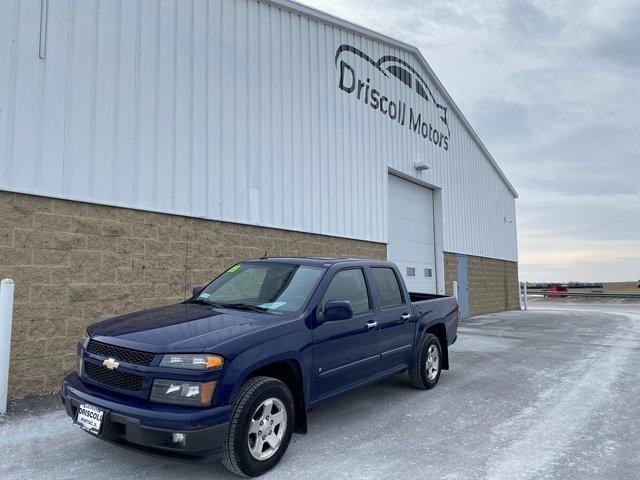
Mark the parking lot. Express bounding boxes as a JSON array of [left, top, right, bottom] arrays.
[[1, 301, 639, 480]]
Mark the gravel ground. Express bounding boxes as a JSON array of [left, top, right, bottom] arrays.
[[1, 301, 639, 479]]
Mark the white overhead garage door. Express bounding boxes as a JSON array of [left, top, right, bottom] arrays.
[[387, 174, 437, 294]]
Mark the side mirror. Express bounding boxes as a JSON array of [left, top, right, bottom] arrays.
[[192, 286, 204, 297], [322, 300, 353, 322]]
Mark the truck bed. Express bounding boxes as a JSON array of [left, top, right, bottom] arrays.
[[408, 292, 450, 302], [408, 292, 458, 347]]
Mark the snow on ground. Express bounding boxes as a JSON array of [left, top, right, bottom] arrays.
[[1, 301, 639, 479]]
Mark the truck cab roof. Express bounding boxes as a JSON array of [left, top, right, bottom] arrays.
[[244, 256, 394, 268]]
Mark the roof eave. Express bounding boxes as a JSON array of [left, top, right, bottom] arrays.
[[264, 0, 519, 198]]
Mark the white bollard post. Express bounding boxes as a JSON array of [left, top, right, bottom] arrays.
[[518, 281, 523, 310], [453, 280, 459, 301], [523, 281, 528, 311], [0, 279, 15, 414]]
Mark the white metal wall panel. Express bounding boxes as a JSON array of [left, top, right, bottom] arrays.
[[0, 0, 518, 262], [388, 175, 436, 294]]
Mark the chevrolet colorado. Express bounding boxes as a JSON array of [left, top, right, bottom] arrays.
[[61, 257, 458, 476]]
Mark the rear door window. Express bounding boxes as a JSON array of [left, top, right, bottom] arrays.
[[371, 267, 404, 308]]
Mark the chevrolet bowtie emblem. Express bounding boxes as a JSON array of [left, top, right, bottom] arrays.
[[103, 358, 120, 370]]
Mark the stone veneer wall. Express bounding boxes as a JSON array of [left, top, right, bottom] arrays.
[[444, 252, 519, 317], [0, 191, 386, 398]]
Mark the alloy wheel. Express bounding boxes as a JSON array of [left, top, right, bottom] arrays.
[[247, 397, 288, 461], [425, 344, 440, 381]]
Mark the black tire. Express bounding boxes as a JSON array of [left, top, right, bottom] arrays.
[[222, 376, 295, 477], [408, 334, 442, 390]]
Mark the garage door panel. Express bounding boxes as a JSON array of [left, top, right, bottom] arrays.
[[389, 246, 436, 265], [387, 175, 437, 294], [391, 259, 437, 271], [388, 219, 435, 240], [389, 254, 436, 267], [389, 180, 433, 204], [388, 206, 434, 227], [394, 261, 437, 292], [388, 235, 434, 251], [389, 193, 433, 221]]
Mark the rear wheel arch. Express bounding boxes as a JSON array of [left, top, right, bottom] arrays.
[[425, 323, 448, 370]]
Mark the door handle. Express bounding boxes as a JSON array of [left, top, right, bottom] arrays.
[[366, 321, 378, 330], [401, 313, 412, 322]]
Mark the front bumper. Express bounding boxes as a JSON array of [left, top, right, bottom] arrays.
[[61, 373, 229, 462]]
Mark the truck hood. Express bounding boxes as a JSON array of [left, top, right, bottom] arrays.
[[87, 303, 289, 353]]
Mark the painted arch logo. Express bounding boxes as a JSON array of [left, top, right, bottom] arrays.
[[335, 44, 450, 151]]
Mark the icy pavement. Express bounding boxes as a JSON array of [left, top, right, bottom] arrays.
[[1, 302, 639, 479]]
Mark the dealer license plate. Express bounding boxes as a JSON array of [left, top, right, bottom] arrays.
[[75, 403, 105, 435]]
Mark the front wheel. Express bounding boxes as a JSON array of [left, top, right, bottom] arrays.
[[222, 376, 295, 477], [408, 334, 442, 389]]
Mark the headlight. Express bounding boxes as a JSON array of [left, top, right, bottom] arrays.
[[159, 354, 224, 370], [150, 379, 216, 406]]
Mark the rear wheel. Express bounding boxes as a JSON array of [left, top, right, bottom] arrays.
[[222, 376, 295, 477], [408, 333, 442, 389]]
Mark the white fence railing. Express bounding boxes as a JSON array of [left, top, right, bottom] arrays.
[[520, 282, 640, 309]]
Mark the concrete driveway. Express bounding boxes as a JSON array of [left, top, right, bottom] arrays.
[[1, 302, 639, 479]]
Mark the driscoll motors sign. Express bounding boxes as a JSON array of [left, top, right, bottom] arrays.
[[335, 44, 451, 151]]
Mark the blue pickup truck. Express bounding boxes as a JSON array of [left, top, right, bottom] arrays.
[[61, 257, 458, 476]]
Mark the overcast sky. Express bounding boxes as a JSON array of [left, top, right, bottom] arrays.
[[302, 0, 639, 282]]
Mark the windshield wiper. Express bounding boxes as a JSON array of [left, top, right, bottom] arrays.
[[186, 299, 270, 313], [217, 303, 271, 313], [185, 298, 215, 306], [200, 302, 269, 313]]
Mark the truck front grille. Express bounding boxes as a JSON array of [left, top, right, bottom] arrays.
[[86, 339, 156, 366], [84, 362, 145, 391]]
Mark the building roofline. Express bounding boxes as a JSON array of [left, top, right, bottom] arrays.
[[264, 0, 519, 198]]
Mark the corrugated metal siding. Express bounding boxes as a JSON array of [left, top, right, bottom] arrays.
[[0, 0, 518, 262]]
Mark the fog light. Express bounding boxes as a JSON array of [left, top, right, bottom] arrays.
[[172, 433, 186, 448]]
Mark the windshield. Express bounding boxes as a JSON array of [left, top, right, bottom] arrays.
[[194, 262, 325, 314]]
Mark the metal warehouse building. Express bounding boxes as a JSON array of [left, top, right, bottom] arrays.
[[0, 0, 518, 397]]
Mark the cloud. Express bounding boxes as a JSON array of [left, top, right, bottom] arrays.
[[471, 98, 533, 142], [501, 0, 565, 50], [301, 0, 640, 281], [588, 2, 640, 70], [518, 237, 640, 282]]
